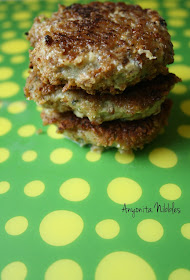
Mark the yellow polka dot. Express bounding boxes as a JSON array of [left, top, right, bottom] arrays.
[[47, 124, 63, 139], [0, 148, 9, 163], [0, 118, 12, 136], [95, 219, 120, 239], [5, 216, 28, 235], [18, 21, 32, 29], [107, 177, 142, 205], [2, 31, 16, 39], [24, 0, 39, 3], [28, 3, 40, 11], [0, 13, 5, 20], [184, 29, 190, 37], [169, 65, 190, 81], [36, 105, 43, 112], [50, 148, 73, 164], [24, 0, 39, 2], [169, 268, 190, 280], [160, 183, 181, 200], [22, 69, 29, 79], [149, 148, 177, 168], [2, 21, 11, 28], [11, 55, 25, 64], [178, 125, 190, 138], [174, 54, 183, 62], [39, 210, 84, 246], [8, 101, 27, 114], [40, 11, 52, 17], [180, 100, 190, 116], [173, 41, 181, 49], [137, 219, 164, 242], [1, 262, 27, 280], [168, 29, 176, 37], [12, 11, 31, 21], [168, 19, 185, 27], [172, 84, 187, 94], [0, 181, 10, 194], [1, 39, 29, 54], [164, 2, 178, 8], [0, 67, 13, 80], [0, 82, 19, 98], [115, 151, 134, 164], [136, 1, 158, 9], [0, 5, 7, 11], [86, 151, 101, 162], [22, 150, 37, 162], [24, 180, 45, 197], [168, 9, 188, 18], [60, 178, 90, 201], [0, 55, 3, 63], [95, 251, 156, 280], [45, 259, 83, 280], [18, 124, 36, 137], [60, 0, 76, 5], [181, 223, 190, 240]]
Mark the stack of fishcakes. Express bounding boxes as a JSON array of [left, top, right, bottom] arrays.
[[24, 2, 180, 152]]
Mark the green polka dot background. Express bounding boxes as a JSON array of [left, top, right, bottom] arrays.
[[0, 0, 189, 279]]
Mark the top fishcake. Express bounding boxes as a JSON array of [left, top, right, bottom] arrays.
[[28, 2, 174, 94]]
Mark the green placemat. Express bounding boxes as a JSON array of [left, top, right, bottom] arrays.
[[0, 0, 190, 279]]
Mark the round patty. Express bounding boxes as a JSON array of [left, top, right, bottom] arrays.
[[41, 99, 172, 152], [28, 2, 174, 94], [25, 70, 179, 124]]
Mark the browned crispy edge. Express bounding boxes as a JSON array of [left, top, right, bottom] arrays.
[[41, 99, 172, 150], [24, 70, 180, 112]]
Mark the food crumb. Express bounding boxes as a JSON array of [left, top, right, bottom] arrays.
[[36, 128, 43, 134]]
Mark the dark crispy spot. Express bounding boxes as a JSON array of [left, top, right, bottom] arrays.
[[29, 61, 33, 69], [122, 55, 129, 65], [71, 99, 79, 105], [25, 32, 29, 36], [159, 18, 167, 27], [45, 35, 53, 45]]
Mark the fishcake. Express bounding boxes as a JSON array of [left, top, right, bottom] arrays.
[[25, 70, 179, 124], [28, 2, 174, 94], [41, 99, 172, 152]]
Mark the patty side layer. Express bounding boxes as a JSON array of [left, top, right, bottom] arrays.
[[41, 99, 172, 151], [25, 71, 179, 124]]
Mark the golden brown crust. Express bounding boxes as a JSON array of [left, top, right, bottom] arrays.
[[29, 3, 172, 60], [28, 2, 174, 94], [41, 99, 172, 151]]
